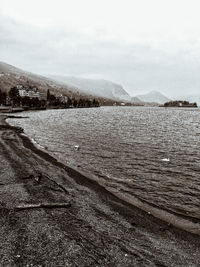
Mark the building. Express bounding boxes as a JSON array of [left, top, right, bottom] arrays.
[[17, 85, 46, 100], [16, 85, 23, 90], [55, 93, 68, 103]]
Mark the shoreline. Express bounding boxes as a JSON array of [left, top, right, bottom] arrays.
[[19, 130, 200, 235], [0, 114, 200, 266], [6, 113, 200, 236]]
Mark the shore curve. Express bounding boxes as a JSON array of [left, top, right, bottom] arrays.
[[1, 114, 200, 266]]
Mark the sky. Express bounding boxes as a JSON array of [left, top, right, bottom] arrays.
[[1, 0, 200, 97]]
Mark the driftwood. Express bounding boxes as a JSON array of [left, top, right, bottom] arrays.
[[31, 172, 69, 195], [42, 173, 69, 194], [15, 202, 71, 211]]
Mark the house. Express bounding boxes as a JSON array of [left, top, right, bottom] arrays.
[[18, 85, 42, 99], [16, 85, 23, 89]]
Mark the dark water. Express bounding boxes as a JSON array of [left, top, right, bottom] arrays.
[[8, 106, 200, 234]]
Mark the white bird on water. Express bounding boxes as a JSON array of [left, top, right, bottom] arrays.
[[161, 158, 170, 162], [74, 145, 80, 150]]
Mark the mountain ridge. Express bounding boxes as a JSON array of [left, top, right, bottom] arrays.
[[0, 62, 132, 103], [2, 62, 198, 106], [0, 62, 77, 96], [47, 75, 132, 102], [135, 91, 171, 104]]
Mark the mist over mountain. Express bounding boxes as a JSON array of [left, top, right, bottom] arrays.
[[136, 91, 171, 104], [130, 96, 143, 104], [135, 90, 200, 106], [48, 75, 132, 102], [2, 61, 199, 106], [0, 62, 133, 103], [0, 61, 79, 96]]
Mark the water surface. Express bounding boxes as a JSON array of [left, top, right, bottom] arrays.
[[8, 106, 200, 233]]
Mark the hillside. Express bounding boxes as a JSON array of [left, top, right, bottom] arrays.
[[0, 62, 81, 98], [0, 62, 133, 104], [0, 62, 115, 104], [48, 75, 132, 102], [136, 91, 171, 104]]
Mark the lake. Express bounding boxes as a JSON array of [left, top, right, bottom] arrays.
[[7, 106, 200, 234]]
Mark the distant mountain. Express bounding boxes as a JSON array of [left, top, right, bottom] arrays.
[[136, 91, 171, 104], [48, 75, 131, 102], [174, 94, 200, 106], [130, 96, 143, 104]]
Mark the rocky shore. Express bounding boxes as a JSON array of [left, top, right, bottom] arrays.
[[0, 114, 200, 266]]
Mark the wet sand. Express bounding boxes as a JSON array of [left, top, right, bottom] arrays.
[[0, 114, 200, 266]]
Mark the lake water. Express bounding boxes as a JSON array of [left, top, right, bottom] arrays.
[[7, 106, 200, 234]]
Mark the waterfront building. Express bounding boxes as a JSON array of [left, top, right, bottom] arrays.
[[17, 85, 46, 100]]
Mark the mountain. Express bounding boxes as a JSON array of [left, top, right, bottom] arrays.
[[0, 62, 79, 97], [136, 91, 171, 104], [48, 75, 131, 102], [0, 62, 132, 103], [174, 94, 200, 106], [130, 96, 143, 104]]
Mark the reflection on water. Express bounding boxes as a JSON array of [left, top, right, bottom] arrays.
[[8, 106, 200, 232]]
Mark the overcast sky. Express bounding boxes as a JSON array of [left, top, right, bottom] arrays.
[[1, 0, 200, 97]]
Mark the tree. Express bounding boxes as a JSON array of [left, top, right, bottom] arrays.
[[66, 97, 72, 107], [73, 99, 78, 108], [21, 96, 30, 107], [9, 87, 21, 106], [47, 89, 51, 101], [93, 98, 99, 107], [0, 89, 7, 105], [78, 98, 83, 107], [9, 87, 19, 99]]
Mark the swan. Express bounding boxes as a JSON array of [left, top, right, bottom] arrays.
[[161, 158, 170, 162]]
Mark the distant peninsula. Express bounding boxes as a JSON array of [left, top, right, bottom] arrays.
[[163, 100, 198, 108]]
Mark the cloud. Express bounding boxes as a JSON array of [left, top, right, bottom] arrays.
[[1, 12, 200, 97]]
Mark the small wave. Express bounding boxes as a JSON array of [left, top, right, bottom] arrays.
[[47, 157, 200, 236], [31, 138, 46, 150], [7, 107, 200, 236], [21, 133, 46, 150]]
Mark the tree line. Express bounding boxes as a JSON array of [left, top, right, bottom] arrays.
[[47, 89, 99, 108], [0, 86, 100, 109], [164, 100, 197, 107], [0, 88, 7, 105]]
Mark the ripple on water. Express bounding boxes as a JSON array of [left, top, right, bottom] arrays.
[[7, 106, 200, 233]]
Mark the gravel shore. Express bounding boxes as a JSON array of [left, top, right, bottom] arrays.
[[0, 114, 200, 266]]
